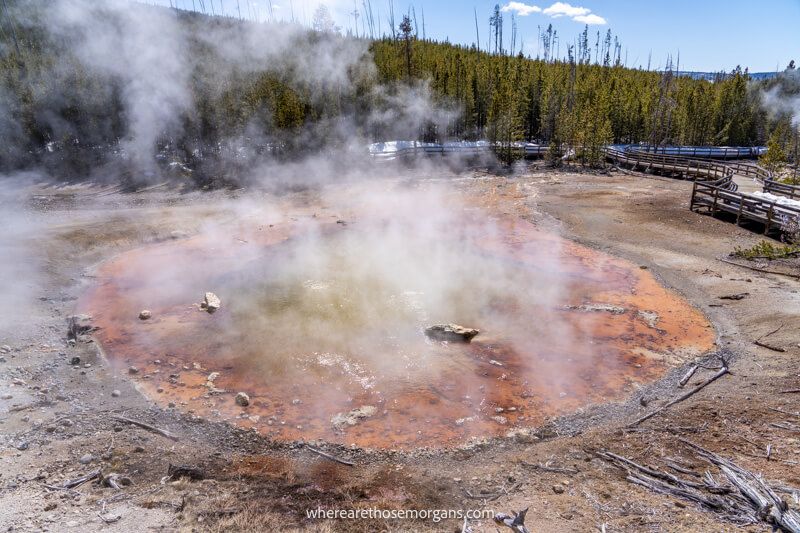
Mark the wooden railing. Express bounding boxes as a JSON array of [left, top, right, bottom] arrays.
[[604, 147, 737, 190], [604, 145, 800, 236]]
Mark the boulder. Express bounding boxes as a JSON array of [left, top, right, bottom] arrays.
[[200, 292, 221, 313], [424, 324, 479, 343]]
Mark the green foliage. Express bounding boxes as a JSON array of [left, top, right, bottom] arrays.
[[732, 240, 800, 260], [760, 124, 788, 175], [0, 1, 790, 175]]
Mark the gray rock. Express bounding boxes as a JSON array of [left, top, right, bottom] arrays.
[[66, 314, 96, 340], [331, 405, 377, 430], [69, 356, 81, 365], [16, 441, 29, 451], [200, 292, 221, 313], [138, 310, 152, 320], [564, 303, 626, 314], [235, 392, 250, 407], [111, 390, 121, 398], [78, 454, 93, 464], [1, 393, 12, 400], [0, 345, 10, 353], [128, 366, 139, 375], [552, 484, 565, 494], [424, 324, 480, 343]]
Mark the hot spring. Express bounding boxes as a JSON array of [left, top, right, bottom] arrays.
[[79, 183, 715, 448]]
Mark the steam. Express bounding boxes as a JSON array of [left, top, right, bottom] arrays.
[[762, 69, 800, 128], [48, 0, 191, 169], [0, 175, 43, 331], [4, 0, 465, 186]]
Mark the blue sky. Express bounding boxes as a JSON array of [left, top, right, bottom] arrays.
[[157, 0, 799, 72]]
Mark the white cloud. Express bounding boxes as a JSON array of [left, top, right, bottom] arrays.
[[572, 13, 606, 25], [542, 2, 590, 17], [501, 2, 542, 16]]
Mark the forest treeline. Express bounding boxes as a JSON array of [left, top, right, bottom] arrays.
[[0, 1, 796, 182]]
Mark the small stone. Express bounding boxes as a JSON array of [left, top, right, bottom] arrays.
[[0, 345, 10, 353], [552, 484, 565, 494], [1, 393, 12, 400], [11, 378, 25, 386], [16, 441, 29, 451], [491, 415, 508, 425], [292, 398, 301, 405], [235, 392, 250, 407], [201, 292, 221, 313], [138, 310, 152, 320], [69, 356, 81, 365], [0, 357, 5, 363], [78, 454, 93, 464], [43, 503, 57, 512], [128, 366, 139, 375], [111, 390, 121, 398]]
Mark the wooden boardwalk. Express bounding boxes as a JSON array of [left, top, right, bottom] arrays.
[[605, 147, 800, 237]]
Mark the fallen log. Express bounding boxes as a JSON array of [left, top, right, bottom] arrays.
[[630, 365, 729, 426], [755, 340, 785, 352], [112, 415, 179, 441], [717, 258, 800, 280], [305, 445, 354, 466], [681, 439, 800, 532]]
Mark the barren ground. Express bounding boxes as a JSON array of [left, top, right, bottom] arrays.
[[1, 163, 799, 532]]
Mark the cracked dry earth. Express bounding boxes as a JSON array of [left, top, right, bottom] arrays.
[[1, 164, 799, 532]]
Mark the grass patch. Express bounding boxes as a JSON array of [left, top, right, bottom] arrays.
[[732, 240, 800, 260]]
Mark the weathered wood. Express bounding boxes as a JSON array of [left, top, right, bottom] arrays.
[[112, 416, 179, 441], [305, 445, 354, 466], [678, 364, 699, 388], [630, 366, 729, 426]]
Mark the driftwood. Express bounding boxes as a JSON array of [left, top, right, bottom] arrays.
[[718, 258, 800, 280], [112, 415, 179, 441], [600, 442, 800, 531], [719, 293, 749, 300], [678, 364, 699, 388], [630, 364, 729, 426], [305, 445, 354, 466], [781, 390, 800, 394], [681, 439, 800, 532], [60, 469, 101, 489], [754, 324, 786, 352], [493, 508, 529, 533], [755, 340, 786, 352]]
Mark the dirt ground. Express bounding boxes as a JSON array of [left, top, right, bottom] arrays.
[[1, 163, 799, 532]]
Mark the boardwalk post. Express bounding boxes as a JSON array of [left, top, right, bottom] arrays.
[[690, 181, 697, 210], [712, 188, 719, 216], [736, 199, 744, 225], [764, 204, 774, 234]]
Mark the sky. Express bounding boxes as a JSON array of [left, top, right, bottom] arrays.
[[153, 0, 799, 72]]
